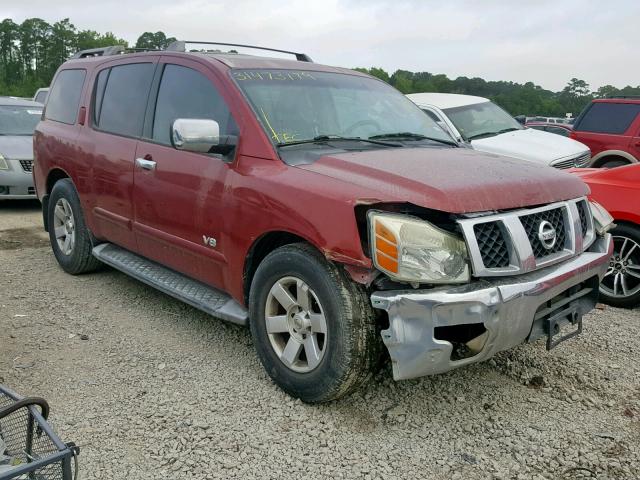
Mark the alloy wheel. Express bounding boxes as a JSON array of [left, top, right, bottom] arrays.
[[264, 276, 328, 373], [53, 198, 76, 256], [600, 235, 640, 299]]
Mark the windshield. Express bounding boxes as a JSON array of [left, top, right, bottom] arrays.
[[232, 69, 453, 146], [443, 101, 522, 141], [0, 105, 42, 135]]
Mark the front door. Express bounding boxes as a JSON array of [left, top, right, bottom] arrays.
[[133, 58, 239, 289]]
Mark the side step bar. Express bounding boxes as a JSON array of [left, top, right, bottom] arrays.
[[92, 243, 248, 326]]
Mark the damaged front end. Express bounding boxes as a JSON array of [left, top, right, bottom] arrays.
[[367, 198, 613, 381]]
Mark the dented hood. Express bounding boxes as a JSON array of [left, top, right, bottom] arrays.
[[297, 147, 589, 214]]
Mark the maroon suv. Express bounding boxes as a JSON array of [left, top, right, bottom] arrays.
[[571, 97, 640, 168], [33, 41, 613, 402]]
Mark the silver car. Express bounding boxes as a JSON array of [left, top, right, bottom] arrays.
[[0, 97, 43, 199]]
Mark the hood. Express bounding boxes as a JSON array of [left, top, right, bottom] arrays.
[[0, 135, 34, 160], [470, 128, 589, 165], [298, 147, 589, 214]]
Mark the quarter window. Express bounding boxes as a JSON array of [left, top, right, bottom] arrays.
[[94, 63, 155, 137], [575, 103, 640, 134], [46, 69, 86, 124], [152, 64, 237, 145]]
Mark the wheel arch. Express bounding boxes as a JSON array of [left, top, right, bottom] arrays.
[[591, 150, 637, 168], [242, 230, 320, 306], [42, 168, 73, 231]]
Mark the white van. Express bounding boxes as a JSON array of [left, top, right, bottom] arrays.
[[407, 93, 591, 169]]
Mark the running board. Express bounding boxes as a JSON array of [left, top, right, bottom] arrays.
[[92, 243, 248, 326]]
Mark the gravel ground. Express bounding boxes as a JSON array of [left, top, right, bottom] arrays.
[[1, 200, 639, 480]]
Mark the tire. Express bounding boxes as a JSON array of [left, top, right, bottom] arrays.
[[48, 178, 101, 275], [600, 159, 628, 169], [599, 223, 640, 308], [249, 243, 380, 403]]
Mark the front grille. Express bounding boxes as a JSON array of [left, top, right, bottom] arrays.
[[474, 222, 510, 268], [459, 197, 593, 276], [19, 159, 33, 172], [552, 152, 591, 169], [520, 208, 566, 258], [577, 201, 589, 237]]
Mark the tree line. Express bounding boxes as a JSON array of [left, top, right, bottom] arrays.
[[1, 17, 638, 117], [0, 18, 174, 97]]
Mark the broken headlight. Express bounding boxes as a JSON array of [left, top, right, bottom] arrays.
[[368, 211, 470, 284], [589, 200, 615, 235], [0, 154, 8, 170]]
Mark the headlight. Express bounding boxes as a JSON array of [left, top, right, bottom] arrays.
[[0, 154, 7, 170], [368, 211, 470, 284], [589, 200, 615, 235]]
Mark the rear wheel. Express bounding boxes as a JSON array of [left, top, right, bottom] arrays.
[[249, 243, 380, 403], [599, 223, 640, 308], [48, 179, 101, 274], [599, 159, 628, 169]]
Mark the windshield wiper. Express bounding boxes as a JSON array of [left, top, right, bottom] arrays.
[[369, 132, 457, 146], [277, 134, 400, 148]]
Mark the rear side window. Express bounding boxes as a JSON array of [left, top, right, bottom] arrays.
[[46, 69, 86, 124], [575, 103, 640, 134], [94, 63, 155, 137], [152, 64, 237, 145], [547, 126, 570, 137]]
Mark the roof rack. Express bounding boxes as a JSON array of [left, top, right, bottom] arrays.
[[71, 46, 125, 59], [166, 41, 313, 62], [606, 95, 640, 99]]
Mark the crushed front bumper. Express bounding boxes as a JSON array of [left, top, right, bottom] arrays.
[[371, 233, 613, 381]]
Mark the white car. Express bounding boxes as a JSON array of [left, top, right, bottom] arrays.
[[407, 93, 591, 169]]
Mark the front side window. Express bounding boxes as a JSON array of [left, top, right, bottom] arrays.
[[94, 63, 155, 137], [232, 69, 451, 145], [443, 101, 523, 141], [46, 69, 86, 124], [574, 103, 640, 135], [152, 64, 237, 145], [0, 105, 43, 135]]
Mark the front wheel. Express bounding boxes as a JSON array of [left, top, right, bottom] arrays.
[[599, 223, 640, 308], [249, 243, 380, 403]]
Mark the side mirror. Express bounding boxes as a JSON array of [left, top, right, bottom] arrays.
[[514, 115, 526, 125], [171, 118, 237, 155]]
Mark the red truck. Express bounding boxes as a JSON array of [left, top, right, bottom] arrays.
[[33, 41, 613, 403], [570, 96, 640, 168]]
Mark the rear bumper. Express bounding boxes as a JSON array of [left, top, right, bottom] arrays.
[[370, 233, 613, 380], [0, 160, 36, 199]]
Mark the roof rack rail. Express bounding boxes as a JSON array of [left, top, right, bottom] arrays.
[[606, 95, 640, 99], [71, 45, 125, 59], [166, 41, 313, 62]]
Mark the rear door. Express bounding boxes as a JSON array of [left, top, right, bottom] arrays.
[[132, 57, 239, 289], [628, 111, 640, 161], [81, 58, 158, 251]]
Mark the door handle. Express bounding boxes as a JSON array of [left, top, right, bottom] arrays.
[[135, 158, 156, 171]]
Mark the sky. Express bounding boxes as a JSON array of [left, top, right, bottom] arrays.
[[2, 0, 638, 92]]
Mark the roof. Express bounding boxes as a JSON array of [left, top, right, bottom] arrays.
[[525, 121, 573, 129], [593, 97, 640, 104], [0, 96, 44, 108], [64, 50, 368, 77], [406, 92, 489, 109]]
